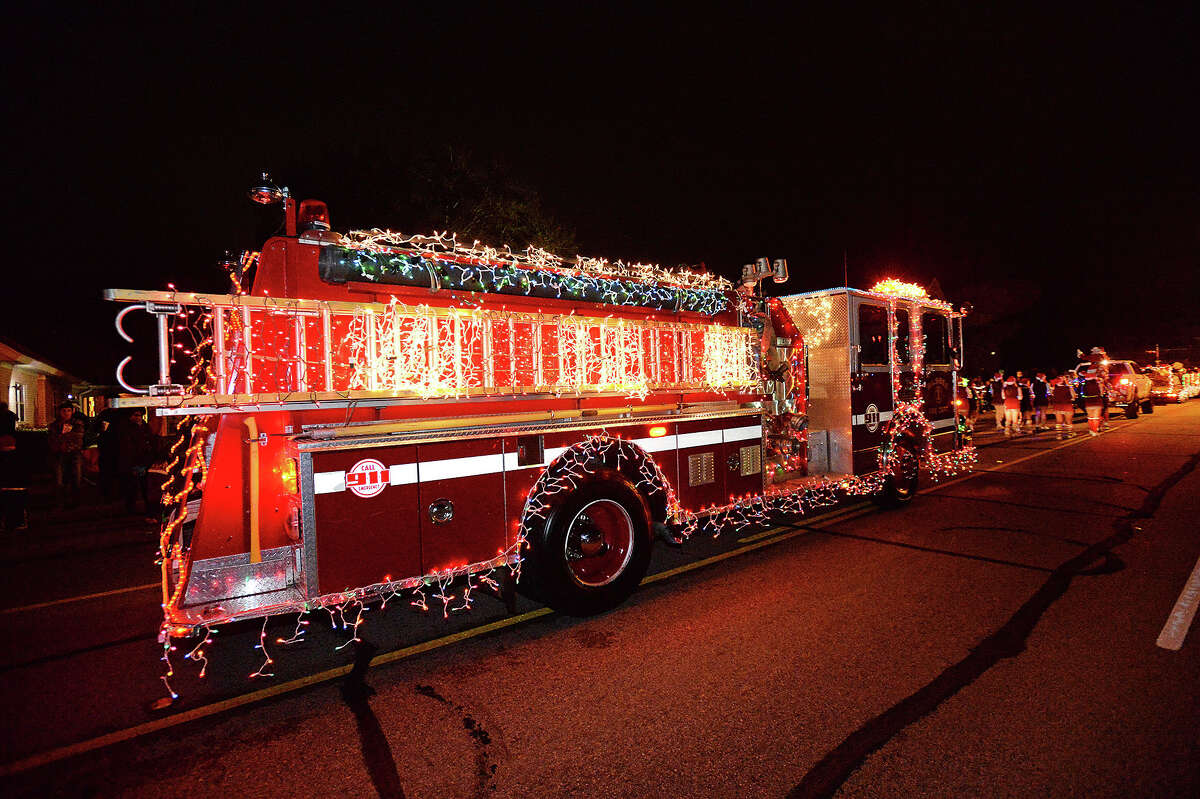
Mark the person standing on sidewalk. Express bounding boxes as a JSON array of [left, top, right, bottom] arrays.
[[0, 401, 16, 436], [989, 371, 1006, 430], [1051, 375, 1076, 439], [117, 409, 155, 518], [1003, 375, 1024, 436], [48, 403, 85, 508]]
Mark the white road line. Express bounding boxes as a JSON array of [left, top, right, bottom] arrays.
[[1156, 553, 1200, 651]]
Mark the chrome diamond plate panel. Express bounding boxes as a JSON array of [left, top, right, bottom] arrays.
[[780, 291, 852, 474]]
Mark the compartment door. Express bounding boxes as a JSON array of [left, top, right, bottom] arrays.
[[676, 419, 726, 510], [309, 445, 421, 594], [417, 438, 508, 574], [722, 419, 764, 501]]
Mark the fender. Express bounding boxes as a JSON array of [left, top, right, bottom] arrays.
[[517, 435, 680, 557]]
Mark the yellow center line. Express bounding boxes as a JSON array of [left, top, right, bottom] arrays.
[[0, 420, 1135, 777], [736, 501, 874, 544], [0, 606, 555, 778], [0, 583, 161, 616]]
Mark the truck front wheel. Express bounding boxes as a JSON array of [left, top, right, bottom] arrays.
[[521, 478, 653, 616], [876, 444, 920, 508]]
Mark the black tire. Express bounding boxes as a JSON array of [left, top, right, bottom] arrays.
[[875, 444, 919, 509], [520, 475, 652, 616], [1125, 400, 1139, 419], [1142, 397, 1154, 414]]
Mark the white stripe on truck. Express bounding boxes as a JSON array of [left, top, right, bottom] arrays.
[[313, 423, 763, 495]]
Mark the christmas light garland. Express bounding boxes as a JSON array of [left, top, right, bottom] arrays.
[[324, 230, 732, 315]]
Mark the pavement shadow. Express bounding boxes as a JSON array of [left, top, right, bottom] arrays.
[[341, 640, 406, 799]]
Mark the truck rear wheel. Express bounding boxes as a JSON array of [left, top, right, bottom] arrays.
[[521, 477, 652, 616], [876, 444, 919, 508], [1125, 399, 1139, 419]]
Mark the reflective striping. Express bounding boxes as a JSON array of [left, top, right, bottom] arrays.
[[419, 453, 505, 482], [931, 417, 957, 430], [723, 424, 764, 443], [313, 471, 346, 494], [388, 463, 419, 485], [852, 410, 894, 426], [678, 429, 723, 449], [629, 434, 679, 454], [314, 421, 761, 492]]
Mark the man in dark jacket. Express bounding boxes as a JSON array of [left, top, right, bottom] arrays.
[[0, 401, 16, 436], [117, 410, 155, 516], [48, 402, 85, 508]]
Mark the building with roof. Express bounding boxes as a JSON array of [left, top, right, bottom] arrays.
[[0, 336, 101, 428]]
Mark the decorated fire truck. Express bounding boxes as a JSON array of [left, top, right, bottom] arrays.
[[107, 181, 974, 677]]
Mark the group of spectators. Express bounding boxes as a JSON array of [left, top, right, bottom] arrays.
[[962, 367, 1109, 439], [0, 401, 163, 533]]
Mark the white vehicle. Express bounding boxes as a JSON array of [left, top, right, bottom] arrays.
[[1075, 359, 1154, 418]]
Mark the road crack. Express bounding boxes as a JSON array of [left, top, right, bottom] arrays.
[[788, 447, 1200, 799], [415, 683, 500, 796]]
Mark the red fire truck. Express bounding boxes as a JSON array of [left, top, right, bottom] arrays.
[[107, 185, 973, 646]]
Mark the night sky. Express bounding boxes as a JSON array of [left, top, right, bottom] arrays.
[[4, 4, 1197, 383]]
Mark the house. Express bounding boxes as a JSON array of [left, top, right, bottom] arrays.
[[0, 336, 103, 428]]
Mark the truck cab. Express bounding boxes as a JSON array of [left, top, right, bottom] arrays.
[[780, 285, 960, 479]]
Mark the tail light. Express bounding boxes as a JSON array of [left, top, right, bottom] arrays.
[[279, 457, 299, 494], [298, 199, 330, 232]]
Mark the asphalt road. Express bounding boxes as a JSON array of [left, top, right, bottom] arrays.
[[2, 403, 1198, 798]]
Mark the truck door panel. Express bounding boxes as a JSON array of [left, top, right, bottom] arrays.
[[675, 419, 726, 510], [722, 420, 764, 502], [417, 438, 507, 573], [310, 444, 421, 594], [920, 309, 955, 451], [850, 299, 892, 473]]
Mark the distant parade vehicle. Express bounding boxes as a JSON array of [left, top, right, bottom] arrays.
[[105, 177, 975, 676], [1146, 363, 1198, 404], [1181, 369, 1200, 402], [1074, 358, 1154, 417]]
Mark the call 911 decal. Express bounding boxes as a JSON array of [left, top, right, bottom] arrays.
[[864, 403, 880, 433], [346, 458, 389, 498]]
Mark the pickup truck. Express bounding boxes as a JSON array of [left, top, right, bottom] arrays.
[[1074, 359, 1154, 418]]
